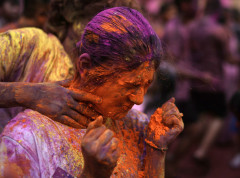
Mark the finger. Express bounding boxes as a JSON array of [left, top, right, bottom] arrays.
[[97, 130, 114, 147], [70, 89, 102, 104], [168, 118, 184, 137], [65, 109, 90, 127], [162, 115, 180, 128], [106, 148, 121, 166], [162, 115, 184, 135], [86, 116, 103, 133], [56, 78, 72, 87], [169, 97, 175, 103], [162, 102, 176, 112], [108, 137, 119, 152], [163, 107, 180, 118], [163, 111, 183, 122], [97, 138, 120, 164], [68, 101, 99, 119], [162, 97, 175, 109], [84, 125, 106, 142], [58, 115, 85, 129], [177, 117, 184, 131], [111, 147, 121, 164], [102, 147, 121, 168]]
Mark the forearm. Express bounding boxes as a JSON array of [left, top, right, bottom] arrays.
[[144, 145, 166, 178], [0, 82, 19, 107], [0, 82, 36, 108]]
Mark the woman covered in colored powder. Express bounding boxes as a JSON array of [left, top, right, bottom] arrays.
[[0, 0, 140, 132], [0, 7, 183, 177]]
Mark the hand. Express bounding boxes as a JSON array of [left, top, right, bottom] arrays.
[[15, 80, 102, 128], [146, 97, 184, 149], [81, 116, 120, 178]]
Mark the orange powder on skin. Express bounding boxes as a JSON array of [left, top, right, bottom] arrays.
[[148, 108, 169, 141], [110, 120, 145, 177]]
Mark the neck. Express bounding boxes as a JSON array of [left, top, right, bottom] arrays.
[[104, 117, 119, 132]]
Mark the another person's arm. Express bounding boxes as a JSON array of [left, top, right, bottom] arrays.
[[0, 29, 101, 127], [0, 81, 102, 128]]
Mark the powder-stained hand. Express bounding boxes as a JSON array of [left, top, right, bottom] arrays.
[[14, 79, 102, 128], [146, 97, 184, 149], [81, 116, 120, 178]]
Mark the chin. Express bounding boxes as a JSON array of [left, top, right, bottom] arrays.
[[96, 107, 130, 120]]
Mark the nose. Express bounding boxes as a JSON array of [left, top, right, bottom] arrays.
[[128, 87, 145, 105]]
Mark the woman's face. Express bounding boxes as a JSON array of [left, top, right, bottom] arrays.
[[91, 61, 155, 120]]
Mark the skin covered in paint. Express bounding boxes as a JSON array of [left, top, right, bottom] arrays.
[[70, 54, 184, 177], [0, 81, 102, 129], [0, 7, 183, 177], [86, 62, 155, 120], [145, 98, 184, 177]]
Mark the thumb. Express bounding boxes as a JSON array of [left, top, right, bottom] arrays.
[[86, 116, 103, 133]]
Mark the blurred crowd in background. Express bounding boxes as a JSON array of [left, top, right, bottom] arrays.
[[1, 0, 240, 177]]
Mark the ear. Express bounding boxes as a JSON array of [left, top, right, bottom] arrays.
[[76, 53, 92, 78]]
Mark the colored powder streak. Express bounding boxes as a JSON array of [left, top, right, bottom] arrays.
[[100, 15, 132, 34], [148, 108, 169, 140], [85, 32, 99, 43], [112, 120, 144, 177], [9, 119, 26, 132]]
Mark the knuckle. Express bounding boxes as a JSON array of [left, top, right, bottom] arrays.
[[87, 122, 94, 129], [105, 129, 114, 136], [99, 125, 106, 132], [101, 125, 106, 130], [112, 137, 119, 144], [96, 151, 107, 162]]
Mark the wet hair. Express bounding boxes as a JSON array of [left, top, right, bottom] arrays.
[[23, 0, 50, 18], [77, 7, 162, 86], [46, 0, 141, 42]]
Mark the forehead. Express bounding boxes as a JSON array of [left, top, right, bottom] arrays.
[[120, 61, 155, 83]]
